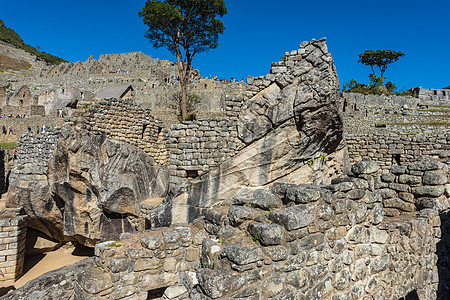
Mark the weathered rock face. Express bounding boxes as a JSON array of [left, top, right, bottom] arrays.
[[183, 38, 345, 214], [7, 126, 169, 246], [6, 160, 445, 300], [238, 38, 342, 154]]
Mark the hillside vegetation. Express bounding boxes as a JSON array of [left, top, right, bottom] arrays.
[[0, 19, 66, 65]]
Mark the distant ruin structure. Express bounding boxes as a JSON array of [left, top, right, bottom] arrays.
[[412, 86, 450, 101]]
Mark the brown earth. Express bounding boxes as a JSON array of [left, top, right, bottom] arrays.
[[0, 53, 31, 72]]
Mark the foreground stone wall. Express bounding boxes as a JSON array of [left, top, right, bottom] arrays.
[[4, 159, 448, 299], [0, 209, 26, 288]]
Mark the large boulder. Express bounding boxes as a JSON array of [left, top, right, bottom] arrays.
[[7, 126, 169, 246], [184, 38, 345, 214]]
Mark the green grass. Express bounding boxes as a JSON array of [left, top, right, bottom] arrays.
[[377, 122, 450, 126], [0, 142, 17, 149], [405, 108, 450, 113]]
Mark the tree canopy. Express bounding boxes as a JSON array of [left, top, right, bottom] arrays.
[[139, 0, 227, 120], [358, 49, 405, 77]]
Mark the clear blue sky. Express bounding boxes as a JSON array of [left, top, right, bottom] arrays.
[[2, 0, 449, 89]]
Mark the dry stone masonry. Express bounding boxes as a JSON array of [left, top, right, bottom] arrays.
[[0, 209, 26, 288], [3, 38, 450, 300], [74, 98, 169, 166], [3, 158, 449, 299], [343, 92, 450, 171]]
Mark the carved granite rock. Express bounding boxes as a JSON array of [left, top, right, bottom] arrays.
[[7, 126, 169, 246]]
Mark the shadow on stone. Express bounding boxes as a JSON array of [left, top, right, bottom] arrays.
[[437, 213, 450, 299], [399, 289, 419, 300], [0, 286, 16, 297]]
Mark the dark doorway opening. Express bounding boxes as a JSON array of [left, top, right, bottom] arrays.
[[147, 287, 167, 299]]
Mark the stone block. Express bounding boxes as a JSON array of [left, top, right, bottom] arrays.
[[133, 258, 161, 271], [140, 236, 163, 250], [269, 204, 316, 231], [223, 245, 263, 265]]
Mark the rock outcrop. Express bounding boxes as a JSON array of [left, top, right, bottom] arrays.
[[182, 38, 345, 217], [6, 125, 169, 246], [5, 159, 447, 299]]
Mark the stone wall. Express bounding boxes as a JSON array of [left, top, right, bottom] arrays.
[[0, 209, 26, 288], [12, 129, 60, 174], [6, 159, 449, 299], [75, 98, 169, 166], [0, 116, 64, 144], [168, 94, 246, 186], [346, 132, 450, 172], [343, 92, 450, 171]]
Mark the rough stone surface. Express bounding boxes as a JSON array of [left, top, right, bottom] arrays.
[[6, 125, 169, 246]]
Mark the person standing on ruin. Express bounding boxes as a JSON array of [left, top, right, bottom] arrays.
[[36, 126, 40, 134], [28, 126, 31, 133], [8, 125, 13, 134], [2, 126, 6, 135]]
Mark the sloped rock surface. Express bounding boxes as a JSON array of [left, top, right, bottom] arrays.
[[1, 258, 96, 300], [186, 39, 345, 210], [7, 126, 169, 246], [238, 38, 342, 153]]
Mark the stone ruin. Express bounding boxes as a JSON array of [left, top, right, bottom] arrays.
[[0, 38, 450, 300], [0, 41, 246, 123]]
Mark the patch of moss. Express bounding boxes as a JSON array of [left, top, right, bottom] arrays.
[[0, 142, 17, 149]]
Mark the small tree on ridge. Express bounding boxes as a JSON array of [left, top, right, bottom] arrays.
[[139, 0, 227, 121], [358, 49, 405, 79]]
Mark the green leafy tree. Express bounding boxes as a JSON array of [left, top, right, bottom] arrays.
[[169, 91, 201, 121], [385, 81, 396, 93], [358, 50, 405, 78], [139, 0, 227, 121]]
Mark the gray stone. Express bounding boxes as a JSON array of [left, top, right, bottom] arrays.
[[223, 244, 264, 265], [370, 255, 388, 274], [351, 161, 380, 175], [423, 170, 448, 185], [263, 246, 289, 262], [390, 165, 407, 174], [298, 233, 325, 250], [140, 236, 163, 250], [383, 198, 415, 212], [269, 204, 316, 231], [250, 189, 283, 210], [106, 257, 129, 273], [228, 205, 259, 227], [408, 160, 445, 171], [380, 173, 395, 183], [285, 185, 321, 203], [412, 186, 445, 197], [286, 269, 310, 289], [197, 269, 245, 299], [204, 208, 226, 226], [247, 222, 284, 245], [398, 174, 421, 185]]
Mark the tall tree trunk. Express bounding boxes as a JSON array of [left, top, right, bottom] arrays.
[[175, 45, 187, 121]]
